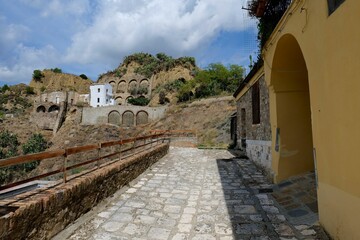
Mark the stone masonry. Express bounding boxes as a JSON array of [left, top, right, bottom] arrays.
[[236, 75, 272, 173], [55, 147, 328, 240], [0, 143, 169, 240]]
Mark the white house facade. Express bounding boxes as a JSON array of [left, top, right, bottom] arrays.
[[90, 84, 115, 107]]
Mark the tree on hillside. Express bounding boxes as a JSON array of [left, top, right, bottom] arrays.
[[247, 0, 291, 56], [177, 63, 244, 102], [33, 69, 44, 81]]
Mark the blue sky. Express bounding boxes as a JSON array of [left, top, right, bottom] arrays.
[[0, 0, 258, 85]]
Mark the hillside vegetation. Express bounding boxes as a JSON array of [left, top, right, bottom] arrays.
[[29, 68, 93, 94]]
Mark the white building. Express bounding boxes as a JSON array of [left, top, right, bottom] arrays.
[[90, 84, 115, 107]]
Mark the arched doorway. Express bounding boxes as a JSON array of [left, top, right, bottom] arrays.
[[108, 110, 121, 126], [36, 105, 46, 113], [122, 111, 134, 127], [117, 80, 126, 93], [115, 96, 123, 105], [270, 34, 314, 182], [136, 111, 148, 125], [48, 105, 60, 113]]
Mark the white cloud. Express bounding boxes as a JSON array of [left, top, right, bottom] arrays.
[[20, 0, 91, 17], [0, 0, 257, 84], [65, 0, 256, 65], [0, 44, 60, 84]]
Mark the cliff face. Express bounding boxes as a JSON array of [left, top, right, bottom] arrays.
[[29, 70, 93, 94], [97, 53, 196, 106]]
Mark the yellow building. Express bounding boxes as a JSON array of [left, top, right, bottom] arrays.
[[262, 0, 360, 238]]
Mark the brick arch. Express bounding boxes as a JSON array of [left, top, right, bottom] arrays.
[[136, 111, 149, 125], [36, 105, 46, 113], [125, 96, 133, 105], [117, 80, 126, 93], [122, 110, 134, 127], [48, 105, 60, 112], [139, 79, 149, 95], [109, 81, 117, 93], [128, 80, 137, 94], [108, 110, 121, 126], [115, 96, 123, 105]]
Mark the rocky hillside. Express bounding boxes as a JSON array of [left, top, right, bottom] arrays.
[[97, 53, 197, 105], [29, 70, 93, 94], [148, 96, 236, 148]]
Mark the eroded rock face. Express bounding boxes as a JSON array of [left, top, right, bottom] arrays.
[[29, 70, 93, 94]]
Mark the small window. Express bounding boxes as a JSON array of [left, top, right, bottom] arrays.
[[327, 0, 345, 15], [252, 81, 260, 124], [98, 88, 100, 93], [97, 98, 100, 103]]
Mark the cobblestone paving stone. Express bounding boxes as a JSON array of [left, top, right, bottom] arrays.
[[57, 147, 329, 240]]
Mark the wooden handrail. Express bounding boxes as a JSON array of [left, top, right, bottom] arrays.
[[0, 133, 169, 192], [0, 149, 65, 168], [65, 144, 99, 156]]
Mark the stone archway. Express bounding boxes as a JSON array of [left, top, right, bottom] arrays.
[[270, 34, 314, 182], [122, 111, 134, 127], [108, 110, 121, 126], [139, 79, 149, 95], [48, 105, 60, 112], [128, 80, 137, 95], [136, 111, 149, 125], [36, 105, 46, 113], [115, 96, 123, 105], [109, 81, 116, 93], [117, 80, 126, 93]]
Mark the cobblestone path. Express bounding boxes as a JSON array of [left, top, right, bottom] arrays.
[[54, 147, 328, 240]]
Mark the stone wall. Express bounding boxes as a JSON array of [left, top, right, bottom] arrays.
[[236, 75, 272, 173], [82, 105, 167, 126], [30, 101, 67, 133], [0, 143, 169, 240]]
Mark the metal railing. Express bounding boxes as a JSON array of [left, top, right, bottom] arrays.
[[0, 133, 168, 192], [149, 129, 197, 138]]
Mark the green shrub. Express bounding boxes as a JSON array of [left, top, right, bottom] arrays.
[[40, 86, 46, 92], [33, 69, 44, 81], [51, 68, 62, 73], [128, 97, 150, 106], [22, 133, 48, 155], [159, 91, 170, 105], [137, 85, 149, 95], [25, 86, 35, 95], [0, 130, 19, 159], [79, 74, 88, 79], [1, 84, 10, 93]]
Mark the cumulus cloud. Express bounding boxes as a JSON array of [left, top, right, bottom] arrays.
[[20, 0, 91, 17], [0, 0, 257, 84], [65, 0, 256, 65], [0, 44, 60, 84]]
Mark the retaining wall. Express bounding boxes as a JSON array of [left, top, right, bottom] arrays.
[[0, 143, 169, 240]]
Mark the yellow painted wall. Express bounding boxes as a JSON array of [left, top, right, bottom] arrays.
[[262, 0, 360, 238]]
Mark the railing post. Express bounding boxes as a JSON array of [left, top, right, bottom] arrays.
[[132, 139, 136, 155], [63, 153, 67, 183], [118, 142, 122, 161], [97, 144, 101, 168]]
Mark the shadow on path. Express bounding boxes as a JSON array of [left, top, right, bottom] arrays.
[[216, 155, 329, 239]]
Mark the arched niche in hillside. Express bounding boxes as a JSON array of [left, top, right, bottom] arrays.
[[122, 111, 134, 127], [108, 110, 121, 126]]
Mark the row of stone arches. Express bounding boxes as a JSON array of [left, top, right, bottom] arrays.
[[108, 110, 148, 127], [114, 95, 147, 105], [36, 105, 60, 113], [109, 79, 150, 94]]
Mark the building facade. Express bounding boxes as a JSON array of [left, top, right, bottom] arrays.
[[234, 64, 272, 174], [260, 0, 359, 238], [89, 84, 114, 107]]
